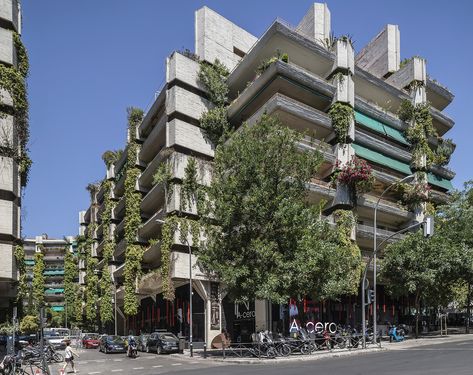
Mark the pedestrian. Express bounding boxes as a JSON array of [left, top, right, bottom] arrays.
[[63, 341, 80, 374]]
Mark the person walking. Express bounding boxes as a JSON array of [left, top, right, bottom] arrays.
[[62, 341, 80, 374]]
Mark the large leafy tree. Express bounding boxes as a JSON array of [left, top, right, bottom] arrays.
[[380, 182, 473, 337], [199, 115, 362, 302]]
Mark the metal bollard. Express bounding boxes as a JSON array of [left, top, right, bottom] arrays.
[[222, 344, 225, 359], [204, 343, 207, 358], [190, 342, 193, 357]]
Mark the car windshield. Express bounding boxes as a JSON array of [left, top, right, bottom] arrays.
[[107, 336, 124, 343], [160, 334, 178, 340], [85, 335, 98, 340]]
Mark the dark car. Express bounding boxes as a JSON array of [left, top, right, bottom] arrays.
[[99, 335, 127, 354], [146, 332, 179, 354], [137, 334, 150, 352], [82, 334, 100, 349]]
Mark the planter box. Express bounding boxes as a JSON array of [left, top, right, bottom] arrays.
[[331, 39, 354, 74], [386, 57, 426, 90], [106, 164, 115, 180], [328, 183, 356, 212], [332, 74, 354, 107]]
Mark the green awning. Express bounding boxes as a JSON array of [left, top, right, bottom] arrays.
[[352, 143, 453, 191], [45, 288, 64, 294], [44, 270, 64, 276], [352, 143, 411, 175], [355, 111, 409, 146], [51, 306, 64, 312]]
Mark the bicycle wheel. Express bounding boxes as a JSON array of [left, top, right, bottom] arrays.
[[53, 352, 64, 363], [278, 343, 291, 357]]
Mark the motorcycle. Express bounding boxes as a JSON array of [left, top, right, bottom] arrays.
[[127, 342, 138, 358], [388, 325, 405, 342]]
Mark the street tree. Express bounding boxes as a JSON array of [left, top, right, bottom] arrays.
[[198, 115, 362, 302]]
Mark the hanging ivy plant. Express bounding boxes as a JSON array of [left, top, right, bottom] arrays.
[[434, 138, 454, 166], [396, 180, 431, 210], [123, 107, 144, 316], [198, 59, 231, 146], [328, 102, 354, 144], [32, 246, 45, 313], [181, 157, 200, 212], [333, 209, 356, 246], [0, 32, 30, 186], [85, 256, 99, 323], [14, 245, 28, 308]]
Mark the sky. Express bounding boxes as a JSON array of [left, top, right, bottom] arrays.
[[21, 0, 473, 238]]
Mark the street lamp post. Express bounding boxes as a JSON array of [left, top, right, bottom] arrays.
[[114, 283, 118, 336], [362, 174, 415, 348], [156, 218, 193, 357]]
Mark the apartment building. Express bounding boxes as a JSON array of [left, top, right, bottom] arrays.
[[79, 3, 455, 345], [23, 235, 75, 314], [0, 0, 24, 321]]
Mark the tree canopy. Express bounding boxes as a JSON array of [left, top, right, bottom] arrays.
[[198, 115, 362, 302]]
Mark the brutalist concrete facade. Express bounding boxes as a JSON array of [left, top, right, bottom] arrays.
[[79, 3, 455, 344], [0, 0, 22, 321]]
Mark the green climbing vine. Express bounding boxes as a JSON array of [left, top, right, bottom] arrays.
[[14, 244, 28, 307], [328, 102, 354, 144], [31, 245, 45, 314], [255, 50, 288, 76], [181, 157, 201, 212], [0, 32, 31, 186], [123, 107, 144, 316], [198, 59, 231, 145], [64, 243, 78, 325], [398, 99, 436, 170], [99, 178, 115, 323]]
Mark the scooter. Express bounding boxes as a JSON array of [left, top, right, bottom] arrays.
[[388, 326, 405, 342]]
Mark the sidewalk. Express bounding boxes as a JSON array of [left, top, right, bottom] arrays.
[[170, 334, 473, 364]]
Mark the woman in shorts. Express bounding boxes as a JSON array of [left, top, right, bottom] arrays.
[[63, 341, 80, 373]]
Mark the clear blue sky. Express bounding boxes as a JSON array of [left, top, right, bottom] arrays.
[[21, 0, 473, 238]]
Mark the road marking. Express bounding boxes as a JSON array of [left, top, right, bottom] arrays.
[[171, 363, 182, 366], [153, 365, 163, 368], [190, 361, 200, 364], [111, 370, 123, 372], [133, 367, 144, 370], [113, 359, 123, 361], [95, 359, 106, 362], [88, 372, 102, 374]]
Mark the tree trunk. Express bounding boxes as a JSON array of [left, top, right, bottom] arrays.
[[415, 291, 420, 339], [467, 283, 471, 334]]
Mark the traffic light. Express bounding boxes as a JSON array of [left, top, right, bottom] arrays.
[[367, 289, 375, 304]]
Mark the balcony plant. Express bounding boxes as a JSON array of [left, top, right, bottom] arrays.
[[328, 102, 354, 144], [332, 156, 375, 197], [397, 181, 431, 210], [255, 50, 289, 76]]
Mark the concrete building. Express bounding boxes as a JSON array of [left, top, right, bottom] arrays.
[[0, 0, 23, 321], [23, 235, 75, 314], [79, 4, 455, 345]]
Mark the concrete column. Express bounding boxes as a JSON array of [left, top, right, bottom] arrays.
[[296, 3, 331, 44], [255, 299, 270, 332]]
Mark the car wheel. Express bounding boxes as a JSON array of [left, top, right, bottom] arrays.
[[157, 346, 162, 355], [104, 346, 108, 354], [146, 345, 150, 353]]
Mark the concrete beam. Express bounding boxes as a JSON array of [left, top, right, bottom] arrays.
[[386, 57, 426, 90], [356, 24, 400, 78], [296, 3, 331, 45], [195, 6, 257, 71]]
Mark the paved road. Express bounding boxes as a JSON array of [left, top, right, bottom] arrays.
[[49, 337, 473, 374]]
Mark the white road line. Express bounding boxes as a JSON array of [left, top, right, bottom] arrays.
[[113, 359, 123, 361], [133, 367, 144, 370], [88, 372, 102, 374], [153, 365, 163, 368], [95, 359, 106, 362], [111, 370, 123, 372], [190, 361, 200, 364], [171, 363, 182, 366]]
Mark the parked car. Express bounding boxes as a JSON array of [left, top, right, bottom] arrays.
[[137, 334, 150, 352], [99, 335, 127, 354], [44, 332, 67, 350], [82, 334, 100, 349], [146, 332, 179, 354]]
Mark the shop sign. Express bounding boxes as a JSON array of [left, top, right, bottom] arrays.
[[290, 319, 337, 334], [234, 301, 255, 320]]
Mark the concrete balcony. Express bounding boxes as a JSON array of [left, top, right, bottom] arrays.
[[114, 196, 125, 222], [356, 223, 405, 250], [113, 238, 126, 261], [0, 0, 20, 32], [0, 28, 16, 67], [228, 20, 333, 97], [139, 115, 166, 164], [166, 84, 211, 123], [140, 182, 165, 217], [430, 106, 454, 137], [142, 241, 162, 268], [357, 194, 412, 225], [228, 60, 334, 126], [167, 118, 214, 157], [245, 92, 333, 141], [138, 147, 168, 191], [0, 155, 20, 199], [139, 86, 166, 139], [139, 208, 165, 242], [426, 77, 454, 111]]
